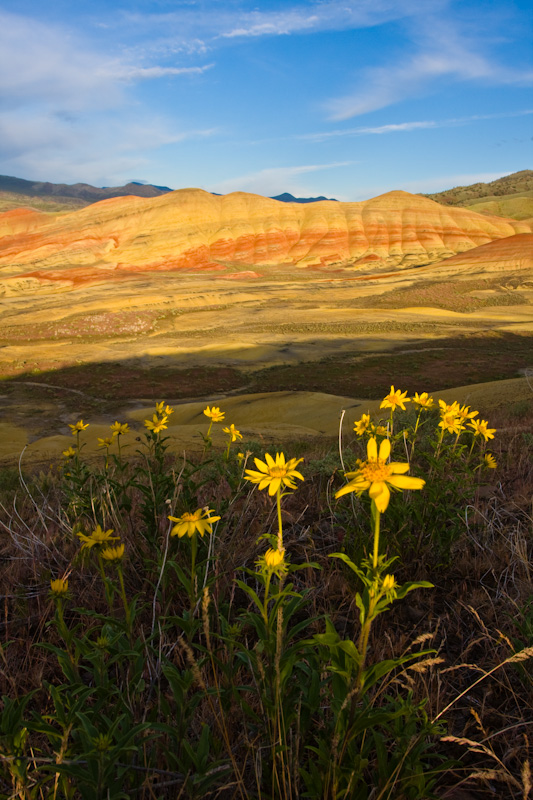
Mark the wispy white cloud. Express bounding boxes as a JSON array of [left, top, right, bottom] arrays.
[[218, 0, 437, 40], [210, 162, 356, 197], [121, 0, 441, 51], [297, 108, 533, 141], [0, 108, 218, 185], [300, 121, 437, 142], [326, 14, 533, 119], [99, 63, 215, 81], [0, 10, 217, 183]]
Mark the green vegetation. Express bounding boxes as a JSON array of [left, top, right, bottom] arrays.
[[0, 191, 85, 214], [423, 169, 533, 219], [0, 390, 532, 798]]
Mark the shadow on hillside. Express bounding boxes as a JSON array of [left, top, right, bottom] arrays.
[[2, 330, 532, 419]]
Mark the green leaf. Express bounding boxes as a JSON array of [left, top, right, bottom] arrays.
[[395, 580, 434, 599]]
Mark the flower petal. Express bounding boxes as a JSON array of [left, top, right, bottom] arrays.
[[253, 458, 268, 473], [367, 437, 377, 461], [387, 475, 426, 490], [378, 438, 391, 461], [389, 462, 410, 474], [335, 477, 370, 499], [369, 481, 390, 512], [268, 478, 281, 496]]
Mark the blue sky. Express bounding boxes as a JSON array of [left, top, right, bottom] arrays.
[[0, 0, 531, 200]]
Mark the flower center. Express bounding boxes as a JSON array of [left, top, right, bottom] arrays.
[[268, 466, 287, 478], [360, 459, 392, 482]]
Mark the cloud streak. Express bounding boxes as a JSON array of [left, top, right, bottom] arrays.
[[297, 109, 533, 141], [122, 0, 443, 50], [326, 15, 533, 119], [211, 162, 356, 197]]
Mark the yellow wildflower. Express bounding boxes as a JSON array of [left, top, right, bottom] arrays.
[[381, 573, 398, 600], [380, 386, 410, 411], [62, 446, 76, 459], [264, 548, 285, 569], [438, 413, 464, 435], [245, 452, 304, 496], [456, 404, 478, 423], [77, 524, 119, 550], [98, 437, 114, 448], [165, 404, 174, 416], [155, 401, 165, 414], [69, 420, 89, 434], [468, 418, 496, 441], [353, 413, 371, 436], [50, 578, 69, 597], [223, 423, 243, 442], [101, 543, 125, 561], [144, 414, 168, 433], [203, 406, 225, 422], [412, 392, 434, 409], [375, 425, 389, 437], [110, 421, 129, 436], [168, 508, 221, 538], [257, 547, 287, 576], [438, 399, 460, 416], [483, 453, 497, 469], [335, 437, 425, 513]]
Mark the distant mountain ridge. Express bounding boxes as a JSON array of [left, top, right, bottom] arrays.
[[0, 175, 172, 203], [270, 193, 338, 203], [0, 175, 338, 211]]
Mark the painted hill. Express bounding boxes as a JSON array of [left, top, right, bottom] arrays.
[[0, 188, 530, 289], [430, 232, 533, 274]]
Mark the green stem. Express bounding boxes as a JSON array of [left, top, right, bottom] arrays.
[[276, 487, 283, 551], [431, 427, 445, 476], [410, 411, 422, 460], [190, 534, 198, 612], [75, 431, 80, 474], [116, 566, 131, 632], [97, 554, 113, 609], [55, 600, 70, 649], [117, 434, 122, 464], [262, 571, 272, 629], [372, 501, 380, 570], [224, 440, 231, 461]]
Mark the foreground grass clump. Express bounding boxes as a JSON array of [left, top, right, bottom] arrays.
[[0, 390, 532, 800]]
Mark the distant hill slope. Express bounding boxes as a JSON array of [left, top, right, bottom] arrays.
[[0, 175, 172, 205], [423, 170, 533, 220]]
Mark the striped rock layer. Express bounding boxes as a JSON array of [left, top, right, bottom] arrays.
[[0, 189, 530, 287]]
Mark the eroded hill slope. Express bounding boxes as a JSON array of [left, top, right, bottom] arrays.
[[0, 189, 530, 290]]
